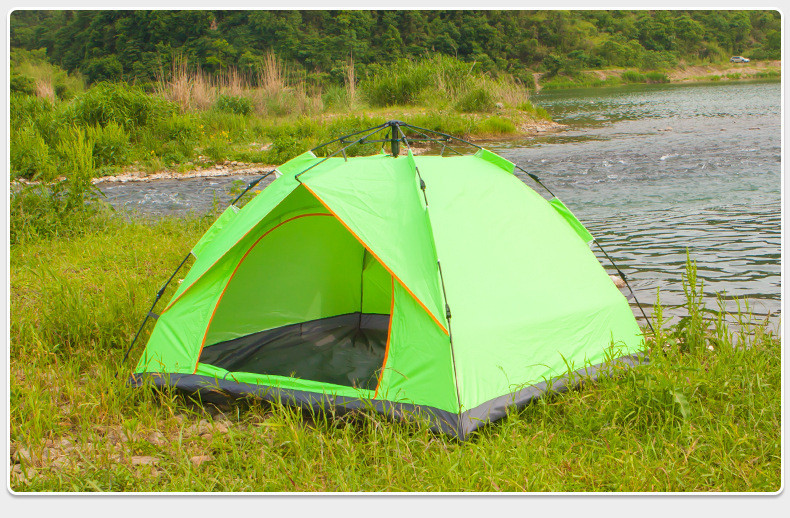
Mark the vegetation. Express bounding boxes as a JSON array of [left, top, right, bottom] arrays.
[[10, 51, 547, 181], [9, 201, 781, 491], [11, 11, 781, 85]]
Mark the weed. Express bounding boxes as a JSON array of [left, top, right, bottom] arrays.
[[215, 94, 254, 116], [86, 121, 131, 168], [455, 87, 496, 113], [476, 115, 517, 135]]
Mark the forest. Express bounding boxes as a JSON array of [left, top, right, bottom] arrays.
[[11, 10, 781, 85]]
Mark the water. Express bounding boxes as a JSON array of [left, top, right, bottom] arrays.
[[100, 80, 782, 325], [499, 81, 781, 323]]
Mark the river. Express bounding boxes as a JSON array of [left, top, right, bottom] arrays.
[[100, 80, 782, 326]]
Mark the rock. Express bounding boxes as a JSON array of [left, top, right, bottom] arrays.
[[147, 431, 167, 446], [131, 456, 159, 466]]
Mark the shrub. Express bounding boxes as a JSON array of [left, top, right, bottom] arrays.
[[86, 121, 130, 168], [362, 60, 433, 107], [71, 83, 177, 130], [10, 74, 37, 96], [155, 114, 201, 145], [11, 125, 53, 179], [266, 134, 301, 164], [10, 48, 85, 100], [82, 55, 124, 84], [11, 127, 102, 244], [455, 87, 496, 113], [621, 70, 647, 83], [640, 51, 678, 71], [645, 71, 670, 83], [215, 94, 254, 115], [203, 132, 230, 163]]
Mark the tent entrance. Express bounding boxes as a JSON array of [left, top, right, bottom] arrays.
[[200, 312, 389, 390], [200, 210, 393, 390]]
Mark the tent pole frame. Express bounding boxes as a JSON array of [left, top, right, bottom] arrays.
[[127, 120, 654, 375]]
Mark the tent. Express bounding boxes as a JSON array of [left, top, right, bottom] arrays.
[[129, 121, 645, 439]]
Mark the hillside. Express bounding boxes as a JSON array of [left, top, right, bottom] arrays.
[[11, 10, 781, 86]]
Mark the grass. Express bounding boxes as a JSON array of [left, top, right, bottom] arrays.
[[10, 54, 546, 181], [9, 207, 781, 491]]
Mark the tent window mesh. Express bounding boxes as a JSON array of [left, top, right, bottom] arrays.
[[200, 312, 389, 390]]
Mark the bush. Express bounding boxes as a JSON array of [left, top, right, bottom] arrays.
[[11, 127, 103, 244], [645, 71, 670, 83], [10, 74, 37, 96], [155, 114, 201, 145], [71, 82, 177, 130], [455, 87, 496, 113], [215, 94, 254, 115], [361, 59, 434, 107], [82, 55, 124, 84], [640, 51, 678, 71], [621, 70, 647, 83], [11, 125, 53, 179], [265, 135, 301, 164], [86, 121, 130, 168], [10, 48, 85, 100]]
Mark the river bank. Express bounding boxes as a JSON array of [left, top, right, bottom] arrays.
[[535, 60, 780, 91], [10, 112, 565, 186]]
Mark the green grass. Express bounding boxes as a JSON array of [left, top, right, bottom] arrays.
[[541, 74, 624, 91], [9, 210, 781, 492], [10, 54, 548, 181]]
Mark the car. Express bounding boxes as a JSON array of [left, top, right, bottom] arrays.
[[730, 56, 750, 63]]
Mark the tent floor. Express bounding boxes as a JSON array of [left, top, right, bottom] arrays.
[[199, 313, 390, 390]]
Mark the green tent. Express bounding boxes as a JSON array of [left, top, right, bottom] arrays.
[[130, 122, 644, 439]]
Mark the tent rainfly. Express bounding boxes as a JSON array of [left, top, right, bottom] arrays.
[[128, 121, 646, 440]]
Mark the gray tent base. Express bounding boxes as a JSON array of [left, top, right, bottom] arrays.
[[129, 353, 645, 441]]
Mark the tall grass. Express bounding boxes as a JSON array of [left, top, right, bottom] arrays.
[[11, 127, 104, 243], [361, 56, 531, 110], [10, 48, 85, 100], [8, 213, 781, 491], [11, 53, 550, 180]]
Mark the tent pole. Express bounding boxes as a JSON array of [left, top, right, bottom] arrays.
[[231, 170, 277, 206], [594, 241, 655, 334], [396, 124, 465, 438], [122, 251, 192, 365]]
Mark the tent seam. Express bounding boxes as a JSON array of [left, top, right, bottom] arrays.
[[298, 181, 450, 336], [192, 213, 334, 374]]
